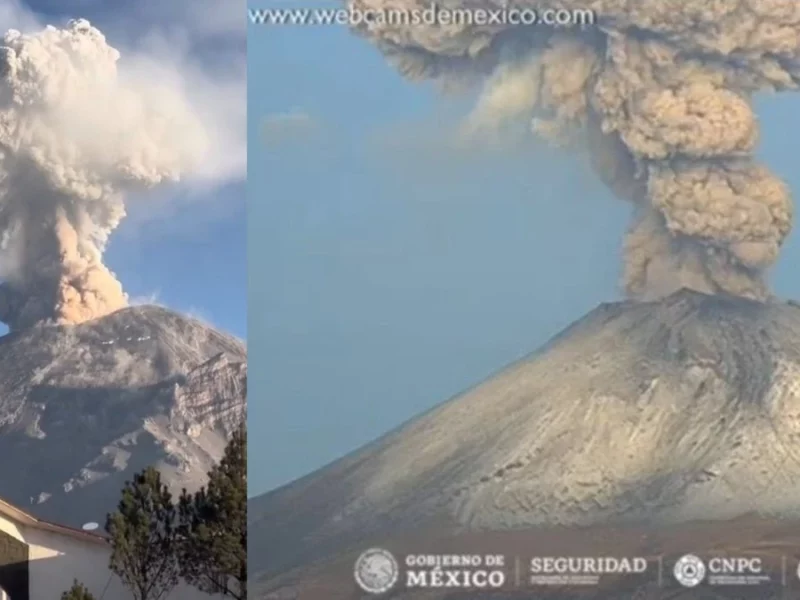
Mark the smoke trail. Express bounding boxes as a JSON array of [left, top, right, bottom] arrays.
[[0, 19, 206, 330], [348, 1, 800, 300]]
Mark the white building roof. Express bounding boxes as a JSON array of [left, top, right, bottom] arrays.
[[0, 497, 109, 545]]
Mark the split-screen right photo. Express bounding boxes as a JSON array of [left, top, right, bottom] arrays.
[[251, 1, 800, 599]]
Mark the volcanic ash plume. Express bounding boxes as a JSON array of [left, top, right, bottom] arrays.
[[348, 0, 800, 300], [0, 19, 206, 330]]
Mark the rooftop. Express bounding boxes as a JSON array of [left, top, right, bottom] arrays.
[[0, 496, 108, 545]]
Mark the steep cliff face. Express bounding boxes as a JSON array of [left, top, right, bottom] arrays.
[[0, 305, 246, 528], [250, 289, 800, 585]]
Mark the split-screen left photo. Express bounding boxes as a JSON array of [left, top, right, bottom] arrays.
[[0, 1, 246, 599]]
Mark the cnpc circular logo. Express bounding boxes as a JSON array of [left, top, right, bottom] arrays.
[[673, 554, 706, 587], [354, 548, 399, 594]]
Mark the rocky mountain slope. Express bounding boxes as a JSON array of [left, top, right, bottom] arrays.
[[250, 289, 800, 594], [0, 304, 246, 528]]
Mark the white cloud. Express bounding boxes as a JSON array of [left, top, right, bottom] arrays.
[[0, 0, 246, 191], [0, 0, 41, 32], [103, 0, 246, 189], [128, 290, 163, 306], [157, 0, 244, 40], [0, 0, 246, 240]]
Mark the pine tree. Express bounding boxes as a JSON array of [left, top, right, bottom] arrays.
[[106, 467, 179, 600], [61, 580, 96, 600], [179, 423, 247, 598]]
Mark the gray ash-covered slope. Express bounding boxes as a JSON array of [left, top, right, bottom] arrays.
[[0, 304, 246, 528], [251, 288, 800, 579]]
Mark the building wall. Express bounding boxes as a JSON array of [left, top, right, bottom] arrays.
[[0, 517, 22, 544], [0, 520, 27, 600], [23, 526, 222, 600]]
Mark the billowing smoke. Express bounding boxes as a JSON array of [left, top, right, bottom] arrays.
[[348, 1, 800, 300], [0, 19, 206, 330]]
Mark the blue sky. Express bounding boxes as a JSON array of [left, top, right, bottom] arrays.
[[250, 5, 800, 496], [0, 0, 246, 338]]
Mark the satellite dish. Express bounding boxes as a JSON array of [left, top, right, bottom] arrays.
[[81, 522, 99, 531]]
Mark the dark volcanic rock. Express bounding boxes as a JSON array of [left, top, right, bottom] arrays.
[[249, 289, 800, 596], [0, 304, 246, 528]]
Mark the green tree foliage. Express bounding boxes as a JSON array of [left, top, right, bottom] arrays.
[[60, 580, 96, 600], [179, 423, 247, 598], [106, 467, 179, 600]]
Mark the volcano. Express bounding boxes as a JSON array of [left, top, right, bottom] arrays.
[[250, 289, 800, 598], [0, 304, 246, 529]]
